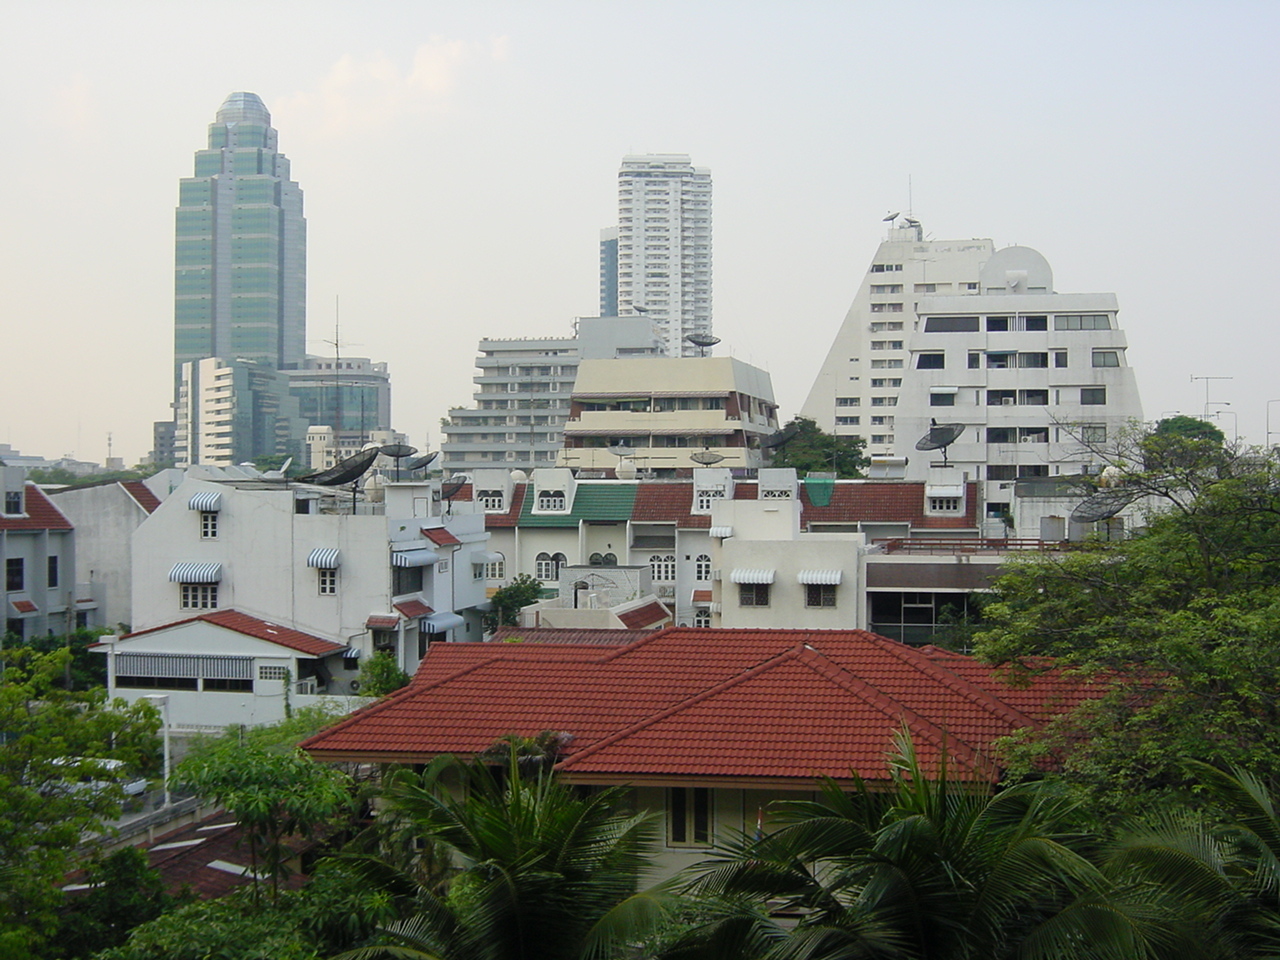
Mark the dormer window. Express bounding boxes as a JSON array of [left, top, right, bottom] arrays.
[[695, 488, 725, 512], [477, 490, 505, 511], [760, 488, 792, 499], [537, 490, 566, 511], [3, 491, 22, 515]]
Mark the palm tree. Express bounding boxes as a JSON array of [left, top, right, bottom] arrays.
[[663, 731, 1193, 960], [335, 753, 676, 960]]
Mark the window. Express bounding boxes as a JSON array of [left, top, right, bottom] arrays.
[[3, 491, 21, 515], [47, 556, 58, 589], [650, 554, 676, 582], [869, 284, 902, 294], [536, 491, 566, 511], [870, 263, 903, 273], [1092, 350, 1120, 367], [836, 396, 860, 406], [259, 665, 289, 681], [6, 558, 23, 592], [986, 427, 1016, 444], [923, 316, 980, 332], [1081, 387, 1107, 405], [536, 553, 555, 580], [1019, 465, 1050, 478], [318, 568, 337, 596], [1081, 424, 1108, 443], [739, 583, 770, 606], [477, 490, 505, 511], [870, 416, 894, 426], [1054, 314, 1112, 330], [986, 316, 1009, 331], [485, 554, 506, 579], [869, 303, 904, 313], [870, 378, 901, 388], [1018, 352, 1049, 368], [869, 359, 904, 369], [869, 321, 903, 331], [930, 393, 956, 407], [695, 555, 711, 581], [668, 787, 711, 845], [203, 677, 253, 692], [1025, 315, 1048, 331], [870, 397, 898, 407], [871, 434, 894, 444], [870, 340, 903, 350], [180, 584, 218, 609], [986, 352, 1014, 369], [968, 352, 981, 369], [1054, 350, 1068, 368], [986, 501, 1011, 519], [1019, 427, 1049, 444], [987, 465, 1017, 480], [1019, 389, 1049, 406], [392, 565, 423, 595], [200, 511, 218, 539], [806, 584, 837, 608], [916, 353, 945, 369], [693, 610, 712, 628], [835, 416, 860, 426], [929, 497, 961, 513], [695, 488, 725, 511]]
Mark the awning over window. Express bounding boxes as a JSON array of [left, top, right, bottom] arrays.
[[394, 599, 434, 619], [929, 385, 960, 394], [730, 568, 775, 585], [691, 589, 713, 604], [8, 597, 37, 616], [188, 491, 222, 512], [306, 548, 341, 569], [168, 561, 222, 583], [797, 569, 843, 585], [366, 615, 400, 630], [424, 612, 465, 633], [925, 484, 965, 498], [477, 552, 504, 563], [708, 526, 734, 538], [391, 548, 440, 568]]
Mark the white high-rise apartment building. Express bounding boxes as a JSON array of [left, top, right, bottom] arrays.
[[613, 154, 712, 357], [802, 219, 1143, 525]]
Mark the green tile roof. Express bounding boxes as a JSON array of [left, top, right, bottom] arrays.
[[517, 484, 638, 527]]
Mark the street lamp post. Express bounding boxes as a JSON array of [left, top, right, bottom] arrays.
[[141, 694, 171, 807]]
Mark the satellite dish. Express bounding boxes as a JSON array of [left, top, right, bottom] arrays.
[[760, 422, 802, 449], [684, 333, 721, 357], [883, 211, 900, 222], [405, 452, 439, 473], [608, 444, 634, 458], [630, 303, 649, 314], [1069, 488, 1139, 524], [690, 451, 725, 466], [915, 421, 966, 466], [380, 443, 417, 459], [439, 476, 468, 501], [260, 457, 293, 480], [298, 447, 380, 487]]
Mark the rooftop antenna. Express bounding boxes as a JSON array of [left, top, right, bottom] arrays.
[[1190, 375, 1233, 417], [914, 419, 966, 466]]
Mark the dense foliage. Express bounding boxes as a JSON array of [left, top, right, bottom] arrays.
[[482, 572, 544, 630], [356, 651, 411, 697], [766, 416, 868, 478]]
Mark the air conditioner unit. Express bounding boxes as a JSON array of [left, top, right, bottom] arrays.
[[657, 585, 675, 598], [1002, 398, 1015, 406]]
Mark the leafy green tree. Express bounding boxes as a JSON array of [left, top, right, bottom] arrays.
[[54, 847, 177, 958], [0, 648, 159, 958], [175, 740, 355, 902], [6, 628, 112, 689], [765, 416, 868, 478], [356, 652, 411, 697], [482, 572, 544, 630], [664, 732, 1195, 960], [335, 754, 674, 960]]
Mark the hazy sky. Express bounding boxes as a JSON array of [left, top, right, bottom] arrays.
[[2, 1, 1278, 465]]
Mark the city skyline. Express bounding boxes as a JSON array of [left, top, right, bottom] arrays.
[[1, 3, 1277, 464]]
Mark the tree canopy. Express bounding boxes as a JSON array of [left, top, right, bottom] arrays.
[[765, 417, 868, 478]]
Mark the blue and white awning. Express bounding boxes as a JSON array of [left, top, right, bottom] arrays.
[[424, 611, 465, 632], [188, 491, 222, 512], [168, 561, 222, 583], [391, 548, 440, 568], [730, 568, 775, 585], [797, 569, 843, 585], [306, 548, 341, 569]]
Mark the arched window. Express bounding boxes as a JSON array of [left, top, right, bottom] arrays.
[[695, 554, 712, 581], [589, 553, 604, 566], [484, 553, 505, 580], [602, 553, 617, 566], [693, 610, 712, 628], [551, 553, 568, 578], [650, 554, 676, 582], [537, 490, 566, 511], [535, 552, 555, 581]]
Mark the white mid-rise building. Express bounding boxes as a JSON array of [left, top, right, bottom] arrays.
[[613, 154, 712, 356], [802, 221, 1143, 524]]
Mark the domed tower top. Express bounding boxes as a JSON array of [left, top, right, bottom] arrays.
[[215, 91, 271, 126]]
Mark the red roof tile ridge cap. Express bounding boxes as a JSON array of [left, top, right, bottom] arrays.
[[118, 614, 206, 640], [557, 646, 813, 770], [794, 646, 991, 775], [120, 480, 162, 513], [866, 637, 1041, 730]]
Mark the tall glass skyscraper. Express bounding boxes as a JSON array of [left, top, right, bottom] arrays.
[[173, 92, 306, 383]]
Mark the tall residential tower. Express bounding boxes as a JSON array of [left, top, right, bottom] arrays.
[[608, 154, 712, 357], [173, 92, 306, 381]]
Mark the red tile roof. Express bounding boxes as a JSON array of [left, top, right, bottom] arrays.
[[421, 527, 461, 546], [366, 615, 400, 630], [11, 599, 37, 613], [799, 480, 980, 530], [692, 590, 713, 603], [617, 601, 672, 629], [120, 610, 345, 657], [120, 480, 162, 514], [394, 599, 434, 619], [490, 627, 657, 645], [303, 628, 1102, 785], [484, 484, 527, 528], [0, 484, 73, 532]]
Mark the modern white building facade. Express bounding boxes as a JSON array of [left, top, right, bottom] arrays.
[[802, 221, 1143, 523], [613, 154, 712, 357]]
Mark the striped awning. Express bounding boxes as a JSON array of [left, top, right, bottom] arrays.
[[391, 548, 440, 568], [708, 526, 734, 538], [306, 548, 341, 569], [425, 611, 465, 632], [798, 569, 844, 585], [188, 491, 222, 512], [168, 561, 222, 583], [730, 568, 775, 585]]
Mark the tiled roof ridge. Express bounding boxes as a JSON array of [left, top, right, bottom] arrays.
[[863, 635, 1041, 731], [557, 644, 814, 770], [120, 480, 163, 513], [794, 645, 991, 776], [119, 610, 342, 656], [117, 615, 205, 640]]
